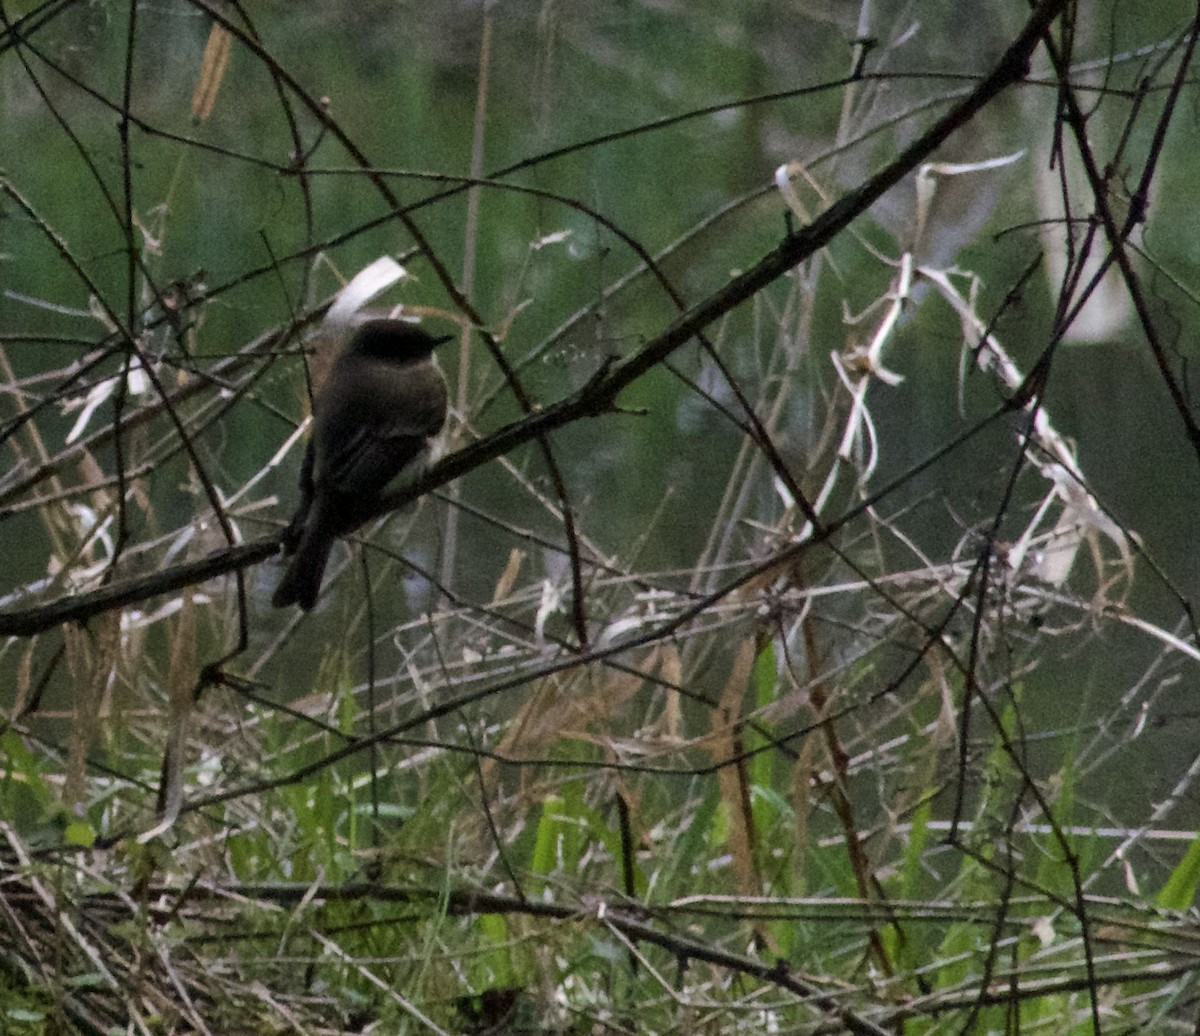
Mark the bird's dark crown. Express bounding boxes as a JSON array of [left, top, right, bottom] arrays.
[[347, 319, 452, 360]]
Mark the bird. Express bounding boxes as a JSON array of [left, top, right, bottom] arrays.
[[272, 319, 451, 611]]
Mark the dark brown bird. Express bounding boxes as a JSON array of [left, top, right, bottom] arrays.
[[272, 319, 450, 611]]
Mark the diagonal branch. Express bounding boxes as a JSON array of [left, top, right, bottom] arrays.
[[0, 0, 1066, 637]]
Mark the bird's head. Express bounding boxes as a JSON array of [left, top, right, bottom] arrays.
[[346, 319, 453, 362]]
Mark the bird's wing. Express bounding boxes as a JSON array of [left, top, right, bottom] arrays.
[[313, 359, 447, 497], [321, 424, 429, 497]]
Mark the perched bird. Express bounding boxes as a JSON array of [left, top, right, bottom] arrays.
[[272, 319, 450, 611]]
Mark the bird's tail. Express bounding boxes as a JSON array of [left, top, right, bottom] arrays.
[[271, 517, 335, 611]]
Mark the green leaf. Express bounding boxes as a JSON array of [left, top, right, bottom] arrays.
[[1156, 832, 1200, 911], [64, 819, 96, 848]]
